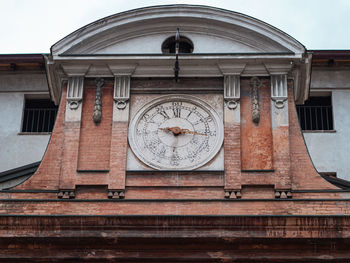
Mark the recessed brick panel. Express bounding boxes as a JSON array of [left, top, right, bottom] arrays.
[[241, 78, 273, 170], [77, 80, 113, 171]]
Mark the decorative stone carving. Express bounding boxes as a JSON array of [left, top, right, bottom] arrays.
[[113, 76, 130, 110], [275, 190, 292, 199], [92, 78, 104, 124], [67, 76, 84, 110], [58, 190, 75, 199], [271, 74, 288, 109], [108, 190, 125, 199], [224, 75, 240, 110], [250, 77, 261, 124], [225, 190, 242, 199]]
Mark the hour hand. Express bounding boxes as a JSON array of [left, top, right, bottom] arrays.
[[159, 127, 182, 136], [158, 127, 170, 132], [181, 129, 208, 136]]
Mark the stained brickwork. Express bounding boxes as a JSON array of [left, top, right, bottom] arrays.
[[1, 6, 350, 262], [224, 122, 241, 190], [0, 55, 349, 263], [6, 78, 345, 212], [78, 80, 113, 171], [288, 86, 338, 190], [241, 78, 274, 170], [15, 84, 67, 190]]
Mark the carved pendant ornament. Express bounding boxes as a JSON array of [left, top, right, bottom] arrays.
[[250, 77, 261, 124], [93, 78, 104, 124]]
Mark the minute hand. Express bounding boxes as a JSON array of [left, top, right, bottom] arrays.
[[181, 129, 208, 136]]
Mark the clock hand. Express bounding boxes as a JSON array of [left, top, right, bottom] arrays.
[[181, 128, 208, 136], [159, 126, 182, 136], [158, 127, 171, 132], [169, 127, 182, 135], [159, 127, 207, 136], [158, 127, 178, 134]]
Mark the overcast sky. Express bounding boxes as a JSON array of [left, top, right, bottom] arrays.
[[1, 0, 349, 54]]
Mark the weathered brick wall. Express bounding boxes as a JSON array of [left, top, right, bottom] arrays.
[[241, 78, 273, 170], [77, 80, 113, 171], [0, 199, 349, 215], [6, 77, 347, 217], [0, 215, 349, 262], [288, 84, 338, 190], [15, 84, 67, 190]]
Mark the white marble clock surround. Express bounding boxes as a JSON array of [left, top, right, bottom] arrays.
[[127, 93, 224, 171]]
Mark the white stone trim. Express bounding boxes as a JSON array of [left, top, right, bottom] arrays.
[[224, 75, 240, 110], [67, 76, 84, 109], [65, 76, 84, 122], [61, 64, 90, 76], [218, 63, 246, 75], [52, 5, 305, 56], [128, 94, 224, 171], [271, 74, 288, 109], [114, 76, 130, 110], [271, 74, 289, 128]]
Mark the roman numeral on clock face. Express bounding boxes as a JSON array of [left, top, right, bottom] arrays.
[[160, 111, 170, 119], [156, 106, 170, 120], [172, 101, 182, 118], [173, 107, 181, 118]]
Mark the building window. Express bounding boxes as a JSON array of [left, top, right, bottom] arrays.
[[296, 96, 333, 130], [22, 99, 58, 133], [162, 36, 194, 54]]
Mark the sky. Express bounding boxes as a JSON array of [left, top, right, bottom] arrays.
[[1, 0, 349, 54]]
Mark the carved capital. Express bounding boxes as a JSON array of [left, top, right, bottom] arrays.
[[225, 100, 239, 110], [114, 76, 130, 110], [67, 99, 81, 110], [218, 63, 246, 75], [61, 64, 90, 77], [264, 62, 293, 75], [271, 74, 288, 109], [67, 76, 84, 110], [224, 75, 240, 110]]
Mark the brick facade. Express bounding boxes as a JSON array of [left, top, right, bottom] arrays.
[[5, 78, 347, 205], [1, 5, 349, 260]]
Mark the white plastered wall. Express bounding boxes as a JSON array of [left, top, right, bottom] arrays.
[[303, 69, 350, 181], [0, 74, 51, 172]]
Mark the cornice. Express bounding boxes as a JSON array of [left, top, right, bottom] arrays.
[[50, 57, 301, 78], [51, 5, 305, 56]]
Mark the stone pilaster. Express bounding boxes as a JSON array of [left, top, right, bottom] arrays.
[[270, 74, 291, 192], [108, 75, 131, 196], [60, 76, 85, 194], [224, 75, 242, 196]]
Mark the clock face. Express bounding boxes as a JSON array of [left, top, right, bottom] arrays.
[[128, 95, 223, 170]]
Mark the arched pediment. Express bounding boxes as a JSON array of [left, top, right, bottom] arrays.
[[51, 5, 305, 56]]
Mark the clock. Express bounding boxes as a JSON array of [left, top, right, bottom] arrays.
[[128, 95, 223, 170]]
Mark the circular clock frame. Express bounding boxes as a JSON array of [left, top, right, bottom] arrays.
[[128, 95, 224, 170]]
